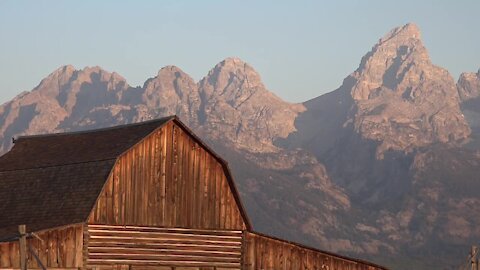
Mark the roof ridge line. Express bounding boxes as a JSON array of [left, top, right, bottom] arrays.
[[0, 158, 117, 173], [15, 116, 177, 141]]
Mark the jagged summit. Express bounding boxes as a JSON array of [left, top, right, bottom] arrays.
[[217, 57, 250, 67], [34, 65, 76, 90], [55, 64, 76, 74], [157, 65, 187, 75], [150, 65, 195, 87], [82, 65, 104, 73], [196, 57, 304, 152], [331, 23, 471, 156], [201, 57, 265, 92], [379, 23, 421, 44], [458, 70, 480, 101], [40, 65, 127, 88], [354, 23, 430, 101]]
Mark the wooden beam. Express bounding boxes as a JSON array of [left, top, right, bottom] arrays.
[[18, 225, 26, 270], [28, 244, 46, 270], [472, 246, 478, 270]]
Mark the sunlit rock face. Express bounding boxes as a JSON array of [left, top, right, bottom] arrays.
[[196, 57, 305, 153], [348, 23, 470, 157], [458, 70, 480, 102]]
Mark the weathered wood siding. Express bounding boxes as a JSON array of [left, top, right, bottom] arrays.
[[0, 224, 83, 269], [89, 121, 246, 230], [85, 224, 242, 269], [243, 232, 385, 270]]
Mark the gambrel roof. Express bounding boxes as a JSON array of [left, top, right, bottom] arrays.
[[0, 116, 251, 240]]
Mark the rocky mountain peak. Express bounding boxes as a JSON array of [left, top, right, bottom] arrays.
[[338, 23, 471, 156], [76, 66, 127, 86], [458, 70, 480, 101], [33, 65, 76, 94], [148, 65, 195, 90], [199, 57, 265, 99], [54, 64, 76, 76], [379, 23, 421, 44], [353, 23, 430, 101], [157, 65, 187, 77], [194, 57, 305, 153], [141, 65, 199, 125], [47, 64, 75, 77]]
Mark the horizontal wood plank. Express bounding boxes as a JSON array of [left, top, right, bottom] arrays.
[[86, 225, 241, 269]]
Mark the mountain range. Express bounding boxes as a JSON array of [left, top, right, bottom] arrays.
[[1, 23, 479, 269]]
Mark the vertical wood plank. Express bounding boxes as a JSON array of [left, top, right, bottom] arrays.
[[165, 122, 174, 227], [160, 126, 167, 226], [225, 176, 232, 229], [64, 227, 74, 267], [106, 173, 114, 224], [208, 156, 216, 229], [148, 134, 156, 226], [193, 142, 201, 228], [113, 165, 120, 224], [181, 130, 190, 228], [214, 163, 221, 228], [74, 225, 83, 268], [199, 148, 206, 228], [153, 129, 161, 226], [219, 172, 226, 229], [126, 149, 134, 224], [0, 243, 10, 267], [203, 153, 211, 228], [18, 225, 26, 270], [176, 127, 184, 226], [186, 135, 194, 228], [144, 136, 151, 225], [9, 242, 18, 268]]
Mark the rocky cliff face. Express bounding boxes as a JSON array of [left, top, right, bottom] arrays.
[[196, 58, 305, 153], [0, 65, 131, 151], [0, 23, 479, 269], [350, 23, 470, 157], [458, 70, 480, 102], [458, 70, 480, 140], [140, 65, 200, 126]]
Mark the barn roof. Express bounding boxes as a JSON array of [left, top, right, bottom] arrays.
[[0, 116, 174, 171], [0, 116, 254, 240]]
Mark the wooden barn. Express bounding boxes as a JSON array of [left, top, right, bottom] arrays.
[[0, 116, 387, 270]]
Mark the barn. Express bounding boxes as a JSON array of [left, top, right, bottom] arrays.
[[0, 116, 387, 270]]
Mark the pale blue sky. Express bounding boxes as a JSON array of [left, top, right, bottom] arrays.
[[0, 0, 479, 104]]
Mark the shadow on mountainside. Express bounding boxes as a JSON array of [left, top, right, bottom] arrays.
[[278, 76, 413, 206], [1, 104, 38, 151]]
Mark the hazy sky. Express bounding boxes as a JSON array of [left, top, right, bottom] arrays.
[[0, 0, 479, 104]]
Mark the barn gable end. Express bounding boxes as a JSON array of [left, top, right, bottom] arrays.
[[88, 120, 248, 230], [83, 120, 249, 269]]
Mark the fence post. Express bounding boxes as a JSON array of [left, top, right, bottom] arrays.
[[19, 225, 27, 270]]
